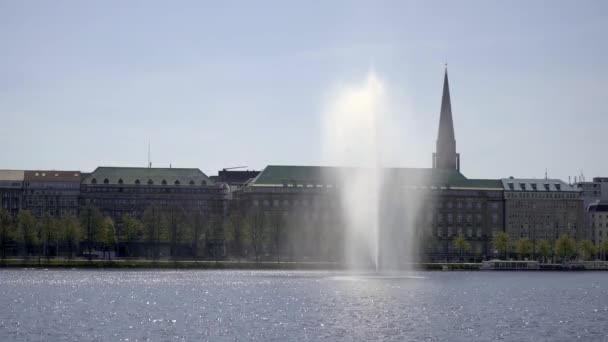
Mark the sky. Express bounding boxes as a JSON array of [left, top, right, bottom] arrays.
[[1, 0, 607, 181]]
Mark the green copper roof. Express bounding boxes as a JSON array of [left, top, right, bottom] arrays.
[[250, 165, 495, 188], [82, 167, 213, 186]]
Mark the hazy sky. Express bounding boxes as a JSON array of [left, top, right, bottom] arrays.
[[1, 1, 606, 181]]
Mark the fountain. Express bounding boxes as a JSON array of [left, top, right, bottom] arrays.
[[321, 70, 425, 272]]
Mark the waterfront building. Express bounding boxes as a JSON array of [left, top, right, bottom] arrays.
[[587, 202, 608, 248], [0, 170, 24, 217], [573, 177, 608, 208], [79, 166, 228, 233], [23, 170, 81, 218], [502, 178, 585, 249]]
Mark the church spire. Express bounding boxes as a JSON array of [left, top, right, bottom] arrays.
[[438, 67, 455, 142], [433, 66, 460, 171]]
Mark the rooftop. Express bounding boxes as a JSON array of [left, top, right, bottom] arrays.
[[81, 167, 213, 186]]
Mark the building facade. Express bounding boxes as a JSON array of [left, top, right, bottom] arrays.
[[0, 170, 24, 217], [587, 202, 608, 248], [23, 170, 81, 218], [502, 178, 585, 248], [80, 167, 228, 230]]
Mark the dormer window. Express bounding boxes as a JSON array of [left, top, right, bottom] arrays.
[[174, 180, 180, 185], [118, 179, 123, 184], [161, 180, 167, 185], [91, 178, 97, 184], [148, 179, 154, 185], [103, 178, 109, 184], [544, 183, 550, 191], [555, 184, 561, 191], [531, 184, 537, 191], [189, 180, 195, 185], [507, 183, 514, 191], [135, 179, 140, 185], [201, 180, 207, 185], [519, 183, 526, 191]]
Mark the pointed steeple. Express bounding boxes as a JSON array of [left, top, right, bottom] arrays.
[[438, 68, 455, 142], [433, 66, 460, 171]]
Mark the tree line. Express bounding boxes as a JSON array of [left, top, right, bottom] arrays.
[[0, 205, 341, 262], [452, 231, 608, 263]]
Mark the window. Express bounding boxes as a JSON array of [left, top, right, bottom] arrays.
[[135, 179, 140, 185], [148, 179, 154, 185], [174, 180, 180, 185], [189, 180, 195, 185], [508, 183, 514, 190], [118, 179, 123, 184], [91, 178, 97, 184], [531, 183, 537, 191], [520, 183, 526, 191], [555, 184, 561, 191], [544, 183, 550, 191], [161, 180, 167, 185], [201, 180, 207, 185]]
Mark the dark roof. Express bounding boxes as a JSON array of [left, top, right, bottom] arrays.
[[249, 165, 500, 190], [500, 178, 577, 192], [81, 167, 213, 185], [24, 170, 81, 182]]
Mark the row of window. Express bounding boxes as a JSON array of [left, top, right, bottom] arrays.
[[505, 192, 577, 199], [90, 178, 207, 186]]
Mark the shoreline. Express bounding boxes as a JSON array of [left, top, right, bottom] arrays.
[[1, 259, 606, 271]]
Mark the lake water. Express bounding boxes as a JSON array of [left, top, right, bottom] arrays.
[[0, 270, 607, 341]]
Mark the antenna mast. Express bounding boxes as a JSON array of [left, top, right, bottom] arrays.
[[148, 141, 151, 168]]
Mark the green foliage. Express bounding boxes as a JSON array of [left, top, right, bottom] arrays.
[[247, 210, 267, 261], [17, 210, 38, 256], [578, 240, 596, 261], [142, 205, 167, 259], [515, 238, 533, 259], [60, 217, 82, 259], [555, 235, 576, 262], [79, 205, 103, 260], [453, 233, 471, 255], [537, 239, 552, 262], [0, 208, 16, 259], [121, 214, 143, 243], [40, 214, 60, 259], [101, 217, 117, 248], [492, 231, 511, 259], [268, 211, 285, 261], [600, 240, 608, 260]]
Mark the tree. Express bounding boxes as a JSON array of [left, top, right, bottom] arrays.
[[0, 208, 15, 260], [453, 233, 471, 261], [188, 210, 207, 260], [492, 231, 511, 259], [40, 214, 59, 260], [121, 214, 143, 257], [164, 205, 186, 260], [100, 217, 117, 260], [537, 239, 552, 263], [79, 205, 103, 260], [142, 205, 167, 260], [247, 210, 266, 261], [515, 238, 533, 260], [555, 235, 576, 262], [205, 215, 225, 261], [269, 211, 285, 262], [17, 210, 38, 258], [60, 217, 82, 260], [600, 240, 608, 261], [225, 211, 247, 260], [578, 240, 596, 261]]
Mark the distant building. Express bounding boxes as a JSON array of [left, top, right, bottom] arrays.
[[0, 170, 24, 217], [587, 202, 608, 248], [23, 170, 81, 218], [210, 169, 260, 194], [80, 167, 228, 230], [573, 177, 608, 208], [502, 178, 585, 249]]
